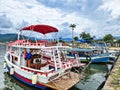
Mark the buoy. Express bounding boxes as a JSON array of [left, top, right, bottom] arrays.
[[32, 72, 38, 84], [3, 61, 7, 69], [10, 66, 14, 75]]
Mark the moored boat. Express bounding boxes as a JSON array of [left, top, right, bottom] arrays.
[[67, 48, 116, 63], [4, 24, 83, 90]]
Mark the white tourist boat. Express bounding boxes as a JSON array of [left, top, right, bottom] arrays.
[[4, 24, 84, 90]]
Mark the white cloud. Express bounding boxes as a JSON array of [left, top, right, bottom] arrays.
[[0, 0, 62, 31], [99, 0, 120, 19], [2, 0, 120, 39], [0, 0, 99, 38], [95, 0, 120, 37]]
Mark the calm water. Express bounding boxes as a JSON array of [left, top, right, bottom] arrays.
[[0, 44, 112, 90]]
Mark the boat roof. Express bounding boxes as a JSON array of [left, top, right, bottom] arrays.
[[71, 48, 92, 52], [20, 24, 58, 34], [69, 48, 104, 53]]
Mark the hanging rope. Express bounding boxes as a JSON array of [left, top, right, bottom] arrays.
[[51, 80, 63, 90], [72, 54, 93, 80]]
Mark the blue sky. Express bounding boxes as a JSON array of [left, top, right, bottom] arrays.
[[0, 0, 120, 39]]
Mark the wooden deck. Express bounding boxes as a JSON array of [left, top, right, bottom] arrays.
[[40, 71, 82, 90]]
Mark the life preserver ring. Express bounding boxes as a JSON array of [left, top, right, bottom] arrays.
[[86, 55, 91, 61]]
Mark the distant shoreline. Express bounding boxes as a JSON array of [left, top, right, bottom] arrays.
[[0, 42, 5, 45], [109, 47, 120, 50]]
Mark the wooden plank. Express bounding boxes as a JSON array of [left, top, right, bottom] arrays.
[[39, 71, 82, 90]]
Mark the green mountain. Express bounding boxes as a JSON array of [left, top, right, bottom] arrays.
[[0, 33, 40, 42], [0, 34, 18, 42]]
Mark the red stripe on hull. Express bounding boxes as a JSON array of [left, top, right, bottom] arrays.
[[14, 72, 46, 87], [14, 72, 31, 84]]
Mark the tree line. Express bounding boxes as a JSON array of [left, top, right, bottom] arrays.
[[74, 31, 120, 47]]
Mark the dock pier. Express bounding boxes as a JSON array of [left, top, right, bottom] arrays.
[[102, 55, 120, 90]]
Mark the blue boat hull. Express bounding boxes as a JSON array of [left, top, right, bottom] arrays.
[[91, 56, 110, 63], [68, 55, 111, 63]]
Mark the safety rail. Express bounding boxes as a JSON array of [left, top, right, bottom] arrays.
[[21, 66, 54, 77], [14, 42, 44, 47], [47, 60, 72, 69]]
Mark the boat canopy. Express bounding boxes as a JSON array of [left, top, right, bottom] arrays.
[[71, 48, 92, 52], [20, 24, 58, 34]]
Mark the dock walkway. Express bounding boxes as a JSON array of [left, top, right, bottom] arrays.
[[102, 56, 120, 90]]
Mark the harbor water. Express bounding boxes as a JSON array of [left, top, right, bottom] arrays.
[[0, 44, 113, 90]]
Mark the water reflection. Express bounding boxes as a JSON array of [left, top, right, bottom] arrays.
[[3, 72, 40, 90], [70, 64, 110, 90]]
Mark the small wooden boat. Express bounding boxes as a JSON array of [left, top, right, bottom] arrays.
[[4, 24, 83, 90]]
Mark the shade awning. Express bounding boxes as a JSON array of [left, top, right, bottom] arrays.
[[20, 24, 58, 34]]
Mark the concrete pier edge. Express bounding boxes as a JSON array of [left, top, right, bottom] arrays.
[[102, 56, 120, 90]]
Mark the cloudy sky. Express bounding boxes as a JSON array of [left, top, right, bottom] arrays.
[[0, 0, 120, 39]]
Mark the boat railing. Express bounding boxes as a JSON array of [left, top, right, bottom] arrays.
[[21, 66, 54, 77], [13, 42, 45, 47], [48, 60, 72, 69]]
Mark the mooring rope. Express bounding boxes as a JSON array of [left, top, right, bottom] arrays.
[[72, 57, 93, 80], [81, 58, 93, 75], [51, 80, 62, 90], [45, 73, 62, 90]]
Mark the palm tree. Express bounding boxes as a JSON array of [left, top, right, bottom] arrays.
[[80, 31, 87, 39], [74, 36, 78, 41], [70, 24, 76, 47]]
